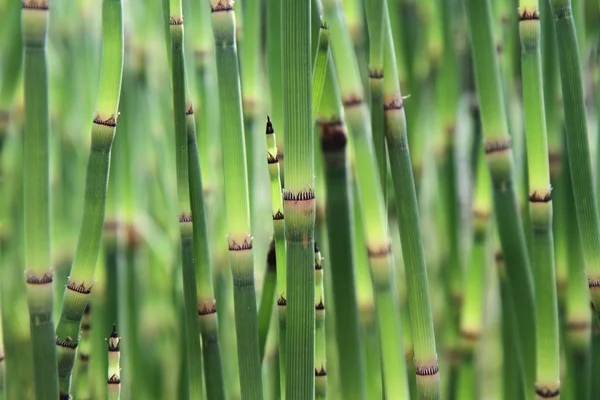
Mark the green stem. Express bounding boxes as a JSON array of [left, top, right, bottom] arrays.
[[314, 244, 327, 399], [21, 1, 59, 398], [312, 22, 330, 126], [107, 325, 121, 400], [210, 2, 262, 397], [258, 239, 277, 360]]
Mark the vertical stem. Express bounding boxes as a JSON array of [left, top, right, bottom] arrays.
[[314, 244, 327, 399], [107, 325, 121, 400]]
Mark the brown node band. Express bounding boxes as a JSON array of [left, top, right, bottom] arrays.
[[277, 295, 287, 306], [566, 320, 590, 331], [26, 272, 53, 285], [319, 119, 348, 152], [22, 0, 48, 10], [228, 238, 253, 251], [169, 16, 183, 25], [81, 323, 91, 333], [283, 189, 315, 201], [495, 251, 504, 263], [273, 210, 284, 220], [56, 336, 78, 349], [473, 209, 491, 220], [415, 363, 439, 376], [108, 374, 121, 385], [535, 386, 560, 398], [0, 355, 5, 362], [315, 366, 327, 376], [367, 242, 392, 258], [199, 302, 217, 315], [93, 114, 117, 127], [79, 353, 90, 362], [460, 329, 481, 341], [589, 279, 600, 288], [84, 304, 91, 315], [179, 212, 192, 223], [267, 152, 279, 164], [266, 116, 275, 134], [384, 97, 404, 111], [368, 68, 383, 79], [342, 95, 364, 108], [67, 280, 93, 294], [211, 1, 233, 12], [529, 191, 552, 203], [519, 9, 540, 20], [316, 299, 325, 310], [484, 138, 511, 154], [186, 104, 194, 115]]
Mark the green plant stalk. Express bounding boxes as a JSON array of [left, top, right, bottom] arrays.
[[54, 0, 124, 395], [458, 145, 491, 399], [463, 0, 537, 395], [317, 60, 367, 400], [187, 103, 226, 399], [21, 1, 59, 398], [264, 117, 287, 397], [0, 291, 4, 400], [591, 323, 600, 398], [258, 239, 277, 360], [314, 244, 327, 399], [282, 0, 316, 397], [167, 2, 204, 397], [210, 1, 263, 397], [312, 23, 330, 126], [107, 325, 120, 400], [267, 0, 284, 187], [548, 0, 600, 316], [518, 4, 561, 397], [563, 151, 591, 400], [322, 0, 410, 399], [365, 0, 387, 197], [382, 6, 440, 398], [73, 305, 92, 399]]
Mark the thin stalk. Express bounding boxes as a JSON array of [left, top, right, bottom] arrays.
[[21, 1, 59, 398], [458, 145, 491, 399], [167, 0, 204, 397], [187, 101, 225, 398], [282, 0, 315, 397], [54, 0, 124, 396], [365, 0, 387, 196], [322, 0, 410, 399], [73, 305, 92, 400], [264, 116, 287, 396], [107, 325, 120, 400], [463, 0, 537, 396], [518, 2, 560, 397], [314, 243, 327, 399], [209, 1, 263, 397], [312, 22, 330, 126], [548, 0, 600, 316], [382, 6, 440, 398], [258, 239, 277, 360], [317, 59, 366, 400]]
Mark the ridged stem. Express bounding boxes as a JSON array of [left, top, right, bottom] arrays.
[[257, 239, 277, 360], [312, 22, 330, 126], [21, 1, 59, 398], [317, 59, 367, 400], [382, 5, 439, 398], [107, 325, 120, 400], [314, 244, 327, 399], [210, 2, 262, 397], [518, 4, 560, 397], [463, 0, 537, 396], [549, 0, 600, 317], [73, 305, 92, 399]]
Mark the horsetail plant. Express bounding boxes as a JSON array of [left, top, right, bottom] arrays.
[[382, 6, 440, 398], [210, 0, 263, 397], [264, 116, 287, 395], [317, 59, 367, 400], [517, 1, 560, 397], [167, 0, 204, 397], [107, 324, 120, 400], [322, 0, 410, 398], [73, 305, 92, 399], [282, 0, 316, 396], [463, 0, 537, 396], [187, 99, 226, 398], [54, 0, 124, 396], [314, 243, 327, 399], [548, 0, 600, 317], [21, 1, 59, 398]]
